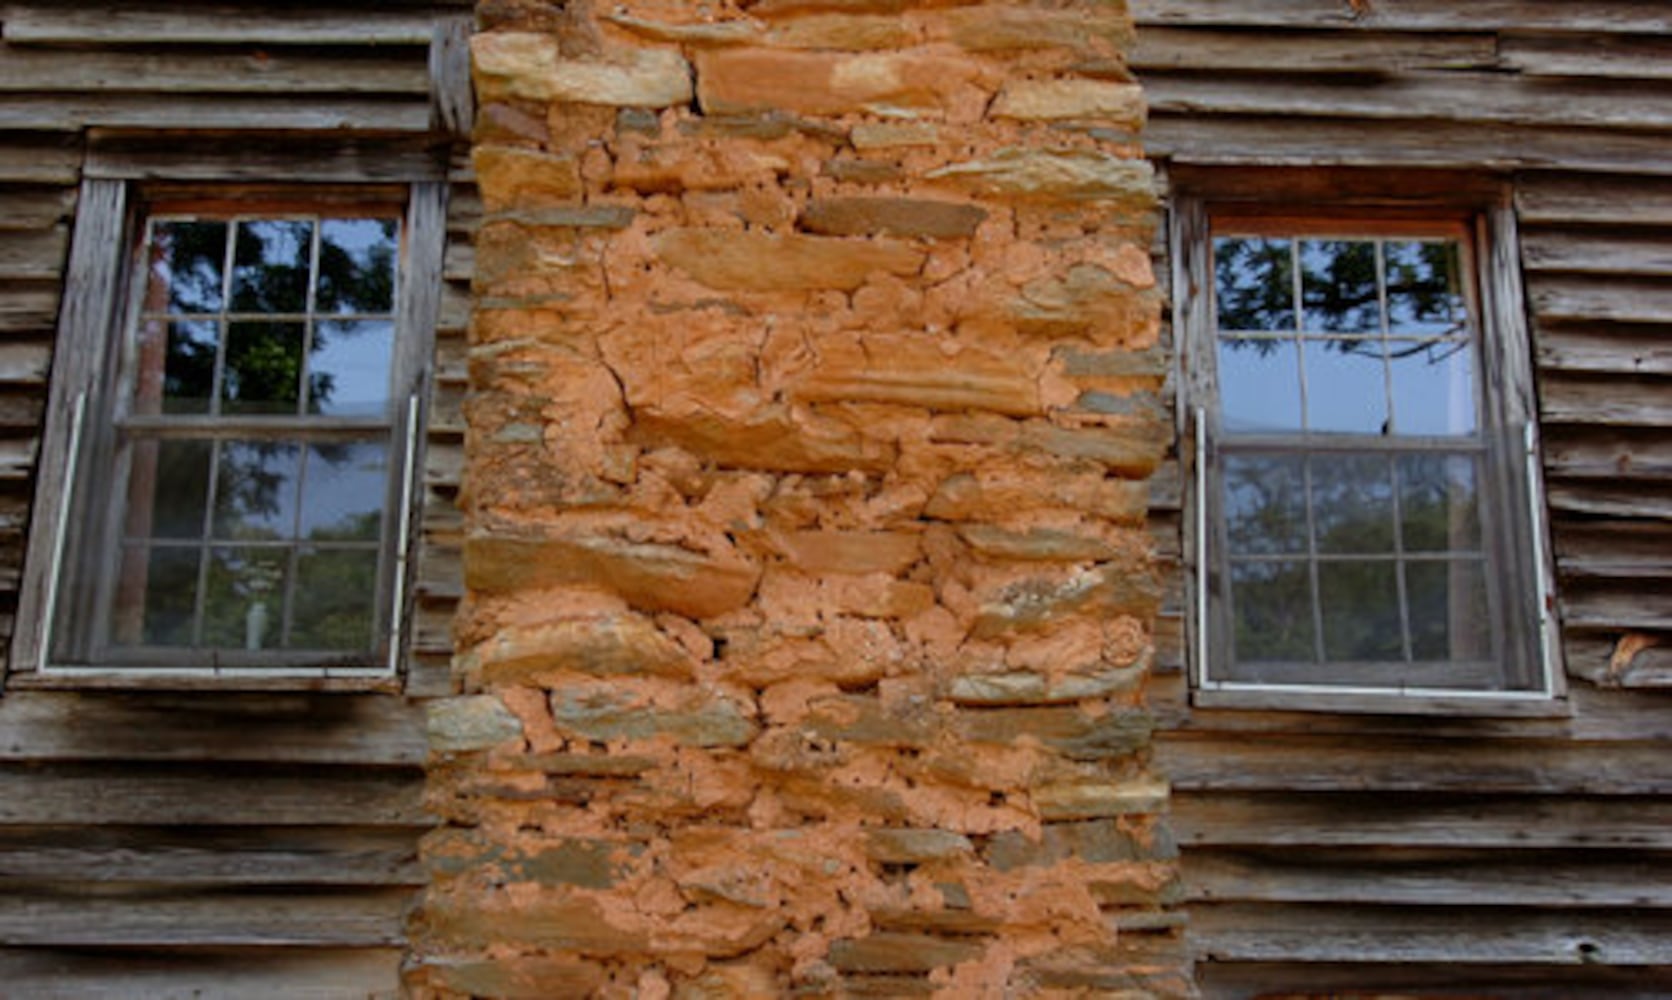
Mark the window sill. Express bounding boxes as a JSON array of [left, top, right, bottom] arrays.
[[4, 669, 402, 694], [1191, 686, 1571, 718]]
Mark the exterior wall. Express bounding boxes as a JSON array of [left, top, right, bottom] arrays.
[[0, 5, 471, 995], [409, 1, 1188, 996], [1135, 3, 1672, 996], [0, 3, 1666, 999]]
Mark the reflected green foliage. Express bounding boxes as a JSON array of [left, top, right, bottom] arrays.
[[1214, 236, 1293, 335], [121, 214, 401, 657], [1301, 240, 1379, 333]]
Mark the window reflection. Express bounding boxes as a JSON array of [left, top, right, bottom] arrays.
[[109, 210, 402, 661]]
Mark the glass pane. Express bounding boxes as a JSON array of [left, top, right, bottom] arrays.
[[1224, 453, 1307, 555], [309, 320, 393, 417], [163, 320, 219, 414], [1311, 454, 1396, 554], [1389, 338, 1476, 436], [146, 221, 226, 314], [1218, 338, 1301, 433], [1386, 240, 1466, 337], [291, 547, 379, 650], [1214, 237, 1294, 332], [212, 441, 301, 541], [124, 438, 211, 540], [1407, 559, 1492, 661], [300, 442, 387, 541], [1303, 338, 1387, 434], [223, 321, 304, 414], [1230, 559, 1316, 662], [132, 318, 218, 417], [317, 218, 397, 315], [1399, 454, 1483, 553], [113, 545, 200, 647], [203, 546, 289, 650], [232, 219, 312, 313], [1301, 240, 1380, 334], [1318, 560, 1403, 661]]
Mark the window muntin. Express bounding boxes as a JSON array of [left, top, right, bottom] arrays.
[[1193, 214, 1552, 700], [53, 203, 414, 674]]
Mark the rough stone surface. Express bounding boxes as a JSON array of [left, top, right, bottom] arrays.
[[427, 696, 523, 753], [653, 228, 925, 291], [799, 196, 988, 239], [416, 0, 1183, 994], [473, 33, 694, 107], [992, 79, 1146, 127]]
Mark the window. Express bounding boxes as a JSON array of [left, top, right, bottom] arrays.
[[13, 181, 444, 681], [1175, 196, 1560, 711]]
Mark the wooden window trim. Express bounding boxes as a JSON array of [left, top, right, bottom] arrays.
[[8, 177, 446, 692], [1173, 187, 1565, 716]]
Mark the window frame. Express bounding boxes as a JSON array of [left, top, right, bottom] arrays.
[[1172, 187, 1565, 716], [10, 173, 446, 690]]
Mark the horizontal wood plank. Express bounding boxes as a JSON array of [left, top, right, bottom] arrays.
[[1158, 735, 1672, 794], [1536, 325, 1672, 376], [1170, 792, 1672, 849], [0, 225, 67, 281], [3, 7, 450, 46], [1547, 481, 1672, 520], [0, 187, 75, 231], [1502, 32, 1672, 81], [0, 763, 427, 825], [1198, 961, 1672, 999], [1517, 174, 1672, 227], [0, 825, 421, 885], [1564, 634, 1672, 689], [1522, 230, 1672, 278], [1132, 27, 1495, 74], [1531, 276, 1672, 324], [0, 95, 432, 133], [0, 947, 401, 1000], [1186, 847, 1672, 908], [85, 132, 448, 183], [0, 692, 427, 764], [0, 138, 80, 184], [0, 886, 412, 947], [1539, 374, 1672, 427], [1190, 902, 1672, 965], [0, 43, 428, 94], [1147, 73, 1672, 131], [1147, 116, 1672, 175], [0, 280, 59, 332], [1152, 672, 1672, 742], [1133, 0, 1672, 34]]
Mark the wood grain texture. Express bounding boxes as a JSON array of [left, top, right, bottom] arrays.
[[0, 692, 426, 764], [1190, 903, 1672, 965], [0, 948, 403, 1000], [0, 763, 427, 826]]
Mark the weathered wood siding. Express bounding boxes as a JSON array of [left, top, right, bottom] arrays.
[[0, 3, 470, 994], [1137, 1, 1672, 994]]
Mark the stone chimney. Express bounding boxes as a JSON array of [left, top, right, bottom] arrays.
[[409, 1, 1188, 994]]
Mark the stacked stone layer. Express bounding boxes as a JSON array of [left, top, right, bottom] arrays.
[[413, 1, 1186, 995]]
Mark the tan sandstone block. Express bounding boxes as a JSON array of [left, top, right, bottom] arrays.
[[928, 148, 1155, 206], [472, 145, 581, 213], [464, 530, 760, 620], [467, 616, 696, 686], [992, 79, 1145, 128], [653, 229, 924, 291], [695, 48, 986, 118], [473, 32, 693, 107], [800, 196, 987, 240]]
